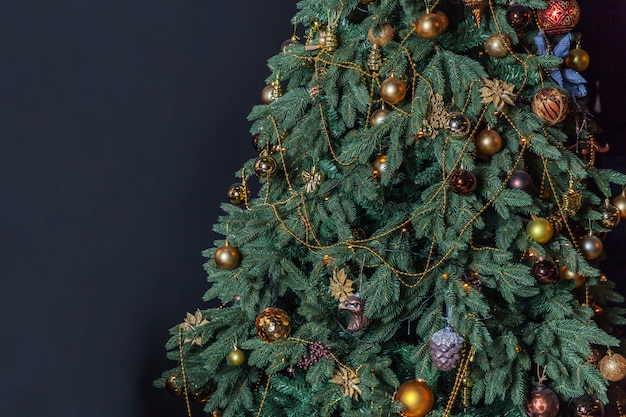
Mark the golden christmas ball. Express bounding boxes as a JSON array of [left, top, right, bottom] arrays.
[[536, 0, 580, 35], [531, 87, 569, 125], [612, 194, 626, 219], [475, 128, 503, 158], [526, 217, 554, 244], [190, 383, 215, 404], [255, 307, 292, 342], [599, 351, 626, 382], [525, 384, 560, 417], [227, 347, 245, 366], [415, 13, 443, 40], [227, 183, 249, 206], [370, 108, 390, 126], [261, 85, 275, 104], [565, 48, 590, 72], [166, 374, 184, 396], [395, 380, 435, 417], [380, 76, 407, 105], [372, 153, 387, 179], [254, 154, 278, 179], [485, 33, 511, 58], [579, 234, 603, 260], [599, 203, 621, 228], [214, 244, 241, 270], [368, 23, 395, 47], [559, 265, 586, 288], [435, 11, 449, 32]]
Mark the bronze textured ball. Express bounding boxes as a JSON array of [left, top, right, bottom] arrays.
[[475, 128, 502, 158], [568, 395, 604, 417], [214, 244, 241, 270], [485, 33, 511, 58], [166, 375, 184, 396], [228, 183, 249, 206], [372, 154, 387, 179], [370, 108, 390, 126], [579, 234, 603, 260], [254, 155, 278, 179], [612, 194, 626, 219], [525, 384, 560, 417], [526, 217, 554, 244], [532, 87, 569, 125], [599, 203, 621, 228], [445, 112, 471, 137], [506, 4, 532, 30], [380, 76, 407, 105], [537, 0, 581, 35], [559, 265, 586, 288], [368, 23, 395, 47], [255, 307, 292, 342], [261, 85, 275, 104], [508, 170, 533, 192], [415, 13, 443, 40], [565, 48, 590, 72], [532, 259, 558, 284], [449, 169, 477, 194], [394, 380, 435, 417], [599, 351, 626, 382]]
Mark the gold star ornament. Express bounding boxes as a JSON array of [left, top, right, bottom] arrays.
[[329, 268, 354, 302], [479, 78, 516, 110], [330, 366, 361, 400]]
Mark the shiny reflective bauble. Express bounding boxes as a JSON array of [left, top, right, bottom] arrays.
[[525, 384, 560, 417], [372, 154, 387, 179], [368, 23, 395, 46], [565, 48, 590, 72], [380, 76, 407, 105], [568, 395, 605, 417], [190, 384, 215, 404], [599, 351, 626, 382], [214, 244, 241, 270], [579, 234, 603, 260], [166, 375, 184, 396], [228, 183, 249, 206], [227, 347, 245, 366], [612, 194, 626, 219], [475, 128, 502, 158], [532, 259, 559, 284], [394, 380, 435, 417], [559, 265, 586, 288], [532, 87, 569, 125], [506, 4, 532, 30], [445, 112, 471, 137], [415, 13, 443, 40], [254, 155, 278, 179], [508, 171, 533, 192], [526, 218, 554, 244], [485, 33, 511, 58], [537, 0, 581, 35], [449, 169, 477, 194], [370, 108, 391, 126], [261, 85, 275, 104], [435, 11, 449, 32], [255, 307, 292, 342], [599, 203, 621, 228]]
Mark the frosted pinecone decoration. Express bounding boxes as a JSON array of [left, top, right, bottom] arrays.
[[429, 326, 464, 371]]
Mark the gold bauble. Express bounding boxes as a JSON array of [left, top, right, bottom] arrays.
[[166, 374, 184, 396], [559, 265, 586, 288], [370, 108, 390, 126], [255, 307, 292, 342], [435, 11, 449, 32], [372, 153, 387, 179], [579, 234, 603, 260], [475, 128, 503, 158], [415, 13, 443, 40], [227, 183, 249, 206], [261, 85, 274, 104], [214, 244, 241, 270], [599, 351, 626, 382], [531, 87, 569, 125], [395, 380, 435, 417], [227, 347, 245, 366], [254, 154, 278, 179], [368, 23, 395, 47], [485, 33, 511, 58], [380, 76, 406, 105], [599, 203, 621, 228], [565, 48, 590, 72], [526, 217, 554, 244], [612, 194, 626, 219]]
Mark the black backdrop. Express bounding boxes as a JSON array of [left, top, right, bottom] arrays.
[[1, 1, 624, 416]]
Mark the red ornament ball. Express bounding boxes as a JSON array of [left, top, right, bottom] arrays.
[[536, 0, 580, 35], [532, 88, 569, 125]]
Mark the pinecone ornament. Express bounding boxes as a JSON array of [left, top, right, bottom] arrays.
[[430, 326, 464, 371]]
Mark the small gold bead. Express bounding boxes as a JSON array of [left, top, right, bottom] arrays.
[[401, 227, 408, 233], [515, 345, 522, 353], [463, 283, 471, 292], [442, 273, 449, 280]]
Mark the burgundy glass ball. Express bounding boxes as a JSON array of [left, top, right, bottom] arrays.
[[449, 169, 477, 194], [532, 259, 558, 284], [508, 171, 533, 192], [506, 4, 532, 30], [568, 395, 604, 417], [525, 384, 560, 417]]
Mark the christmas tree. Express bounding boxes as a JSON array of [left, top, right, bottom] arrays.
[[156, 1, 626, 416]]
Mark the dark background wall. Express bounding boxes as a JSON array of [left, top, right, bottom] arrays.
[[0, 1, 623, 417]]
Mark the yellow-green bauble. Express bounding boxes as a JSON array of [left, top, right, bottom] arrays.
[[526, 218, 554, 244]]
